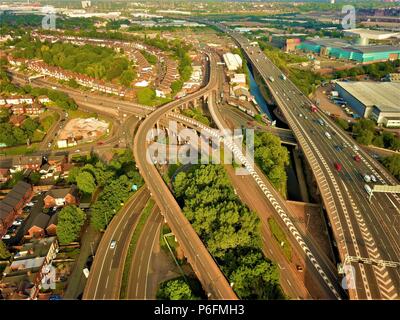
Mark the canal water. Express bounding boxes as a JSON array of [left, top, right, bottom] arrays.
[[247, 64, 303, 201], [248, 65, 273, 120]]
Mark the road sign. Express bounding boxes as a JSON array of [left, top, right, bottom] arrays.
[[372, 185, 400, 194]]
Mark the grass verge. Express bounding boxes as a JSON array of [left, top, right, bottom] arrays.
[[268, 217, 292, 262]]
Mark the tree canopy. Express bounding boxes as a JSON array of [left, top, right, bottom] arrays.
[[172, 164, 285, 299], [57, 205, 86, 244], [157, 279, 198, 300]]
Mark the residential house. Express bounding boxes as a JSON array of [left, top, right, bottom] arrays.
[[11, 156, 42, 173], [45, 212, 58, 236], [43, 185, 78, 208], [0, 168, 10, 183], [5, 96, 23, 105], [26, 211, 53, 239], [0, 237, 59, 300], [37, 96, 50, 104], [0, 181, 33, 238], [46, 155, 67, 173], [9, 114, 26, 127]]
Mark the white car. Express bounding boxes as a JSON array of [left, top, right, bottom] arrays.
[[2, 234, 11, 240], [370, 175, 377, 183], [109, 240, 116, 249], [83, 268, 90, 278]]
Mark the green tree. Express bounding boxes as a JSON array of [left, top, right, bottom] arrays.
[[157, 279, 197, 300], [119, 69, 136, 87], [356, 129, 374, 145], [76, 171, 96, 194], [54, 205, 86, 244], [28, 171, 42, 185], [0, 240, 11, 260], [335, 118, 349, 131], [382, 154, 400, 180], [67, 166, 81, 184]]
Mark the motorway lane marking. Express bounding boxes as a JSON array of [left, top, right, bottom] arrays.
[[144, 217, 160, 299], [202, 98, 342, 299], [92, 190, 146, 298]]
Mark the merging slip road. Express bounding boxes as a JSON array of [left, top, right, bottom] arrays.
[[224, 27, 400, 300]]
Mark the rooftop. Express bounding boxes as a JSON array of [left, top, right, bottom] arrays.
[[336, 81, 400, 112]]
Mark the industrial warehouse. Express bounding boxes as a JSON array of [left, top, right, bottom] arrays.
[[297, 38, 400, 63], [335, 81, 400, 127]]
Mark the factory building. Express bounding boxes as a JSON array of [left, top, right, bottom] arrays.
[[297, 38, 400, 63], [335, 81, 400, 127], [223, 53, 243, 71]]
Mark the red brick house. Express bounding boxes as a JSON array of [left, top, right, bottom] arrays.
[[43, 185, 78, 208], [11, 156, 43, 172], [9, 114, 26, 126], [0, 181, 33, 238]]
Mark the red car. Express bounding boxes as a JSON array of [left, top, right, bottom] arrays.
[[334, 162, 342, 171], [354, 155, 361, 162], [97, 141, 104, 146]]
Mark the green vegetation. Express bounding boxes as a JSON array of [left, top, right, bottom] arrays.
[[136, 87, 171, 106], [0, 117, 40, 147], [352, 119, 400, 151], [335, 118, 350, 131], [182, 107, 210, 126], [173, 164, 284, 299], [77, 151, 144, 231], [0, 143, 39, 156], [157, 278, 199, 300], [334, 60, 400, 80], [120, 198, 155, 299], [382, 154, 400, 180], [140, 50, 157, 65], [254, 132, 289, 196], [49, 30, 193, 89], [257, 39, 324, 95], [268, 218, 292, 262], [0, 240, 11, 260], [57, 205, 86, 245], [11, 35, 136, 86], [0, 13, 99, 31], [76, 171, 97, 195]]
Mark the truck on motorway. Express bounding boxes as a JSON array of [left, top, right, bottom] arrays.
[[281, 74, 287, 80], [268, 76, 275, 82], [364, 174, 371, 183], [325, 132, 332, 139]]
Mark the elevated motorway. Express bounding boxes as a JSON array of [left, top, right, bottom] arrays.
[[133, 52, 237, 300], [223, 26, 400, 300]]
